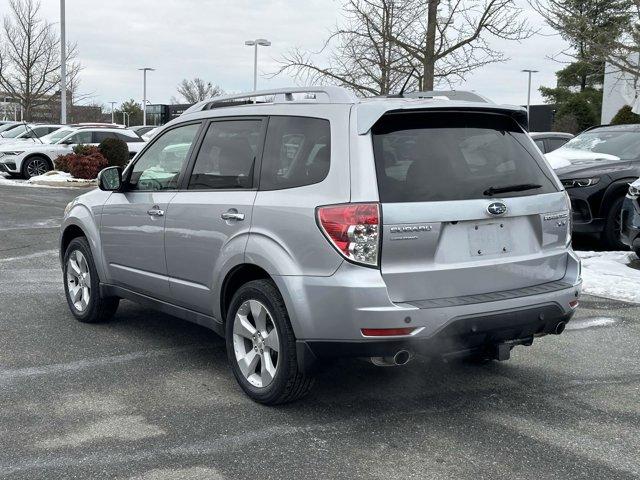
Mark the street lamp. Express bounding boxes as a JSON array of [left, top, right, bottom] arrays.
[[139, 67, 155, 126], [245, 39, 271, 92], [122, 111, 130, 127], [109, 101, 117, 124], [60, 0, 66, 124], [522, 69, 539, 119]]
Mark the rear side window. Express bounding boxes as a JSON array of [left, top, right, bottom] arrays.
[[372, 112, 558, 203], [188, 120, 262, 190], [259, 116, 330, 190], [547, 137, 569, 151], [117, 132, 143, 142]]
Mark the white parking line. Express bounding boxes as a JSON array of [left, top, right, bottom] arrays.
[[566, 317, 618, 330], [0, 345, 212, 383], [0, 249, 57, 263]]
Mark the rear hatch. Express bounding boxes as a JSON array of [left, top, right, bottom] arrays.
[[371, 110, 570, 303]]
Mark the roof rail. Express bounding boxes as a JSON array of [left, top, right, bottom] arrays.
[[403, 90, 492, 103], [182, 86, 358, 115]]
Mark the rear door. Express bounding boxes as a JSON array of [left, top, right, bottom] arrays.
[[372, 111, 570, 303], [100, 122, 202, 300], [164, 118, 265, 315]]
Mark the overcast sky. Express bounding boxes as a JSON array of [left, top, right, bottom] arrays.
[[0, 0, 569, 108]]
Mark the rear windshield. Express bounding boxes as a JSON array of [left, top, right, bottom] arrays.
[[372, 112, 558, 203]]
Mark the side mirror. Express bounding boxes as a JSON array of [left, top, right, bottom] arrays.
[[98, 166, 123, 191]]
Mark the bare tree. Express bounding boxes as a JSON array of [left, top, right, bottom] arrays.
[[275, 0, 533, 95], [596, 0, 640, 78], [530, 0, 631, 90], [173, 78, 224, 104], [0, 0, 77, 120], [392, 0, 534, 90], [273, 0, 416, 96]]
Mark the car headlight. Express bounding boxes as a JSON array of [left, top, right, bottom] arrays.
[[629, 182, 640, 197], [561, 177, 600, 188]]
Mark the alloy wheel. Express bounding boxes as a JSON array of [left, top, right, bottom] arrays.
[[232, 299, 280, 388], [26, 158, 49, 177], [66, 250, 91, 312]]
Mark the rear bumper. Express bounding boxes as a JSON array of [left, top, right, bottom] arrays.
[[275, 250, 582, 347], [0, 160, 17, 173], [297, 303, 574, 368]]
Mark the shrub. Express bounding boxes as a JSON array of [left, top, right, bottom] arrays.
[[98, 137, 129, 167], [54, 153, 74, 173], [68, 152, 108, 180], [611, 105, 640, 125], [72, 144, 99, 156]]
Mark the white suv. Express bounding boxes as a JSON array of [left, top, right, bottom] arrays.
[[0, 127, 145, 179]]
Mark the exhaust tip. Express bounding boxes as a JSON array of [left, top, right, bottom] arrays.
[[554, 322, 566, 335], [393, 350, 411, 366]]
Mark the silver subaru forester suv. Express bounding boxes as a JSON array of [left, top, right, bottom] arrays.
[[60, 87, 582, 404]]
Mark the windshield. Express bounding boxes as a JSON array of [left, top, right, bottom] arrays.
[[372, 111, 558, 202], [42, 128, 75, 144], [0, 123, 19, 136], [1, 124, 29, 138], [558, 130, 640, 161]]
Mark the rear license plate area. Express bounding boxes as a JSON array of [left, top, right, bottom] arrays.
[[468, 222, 512, 257]]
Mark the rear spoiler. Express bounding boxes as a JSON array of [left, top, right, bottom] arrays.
[[357, 103, 529, 134]]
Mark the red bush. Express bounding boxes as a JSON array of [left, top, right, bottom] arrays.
[[54, 153, 74, 173], [68, 152, 108, 179]]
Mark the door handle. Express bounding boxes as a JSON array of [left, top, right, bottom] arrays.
[[221, 212, 245, 221], [147, 207, 165, 217]]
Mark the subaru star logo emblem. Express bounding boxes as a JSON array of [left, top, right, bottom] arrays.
[[487, 202, 507, 216]]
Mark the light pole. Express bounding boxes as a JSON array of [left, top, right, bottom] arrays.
[[122, 111, 130, 127], [109, 101, 117, 124], [245, 39, 271, 92], [139, 67, 155, 126], [60, 0, 67, 124], [522, 69, 539, 118]]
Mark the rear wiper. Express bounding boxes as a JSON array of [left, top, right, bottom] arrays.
[[483, 183, 542, 196]]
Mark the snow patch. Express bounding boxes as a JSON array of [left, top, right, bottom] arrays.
[[0, 171, 94, 188], [577, 250, 640, 303]]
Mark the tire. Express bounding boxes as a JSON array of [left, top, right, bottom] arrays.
[[21, 155, 51, 179], [225, 279, 314, 405], [63, 237, 119, 323], [602, 197, 627, 250]]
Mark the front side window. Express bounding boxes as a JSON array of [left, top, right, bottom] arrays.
[[92, 131, 117, 143], [259, 116, 331, 190], [128, 123, 200, 191], [188, 120, 262, 190], [372, 112, 558, 203]]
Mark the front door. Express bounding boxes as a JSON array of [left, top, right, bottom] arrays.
[[100, 122, 202, 301], [164, 118, 265, 315]]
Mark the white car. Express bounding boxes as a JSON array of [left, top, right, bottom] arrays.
[[0, 127, 146, 179], [0, 124, 63, 145]]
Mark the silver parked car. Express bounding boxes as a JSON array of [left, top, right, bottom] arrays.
[[60, 87, 582, 404]]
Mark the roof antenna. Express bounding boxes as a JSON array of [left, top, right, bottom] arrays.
[[389, 67, 417, 98]]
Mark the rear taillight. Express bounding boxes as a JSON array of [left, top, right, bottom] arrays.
[[317, 203, 380, 267]]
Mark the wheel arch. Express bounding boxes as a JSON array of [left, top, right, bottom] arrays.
[[600, 178, 636, 217], [219, 263, 272, 323], [21, 153, 54, 173]]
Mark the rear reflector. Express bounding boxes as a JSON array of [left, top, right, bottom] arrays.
[[361, 327, 416, 337], [317, 203, 380, 267], [569, 300, 579, 308]]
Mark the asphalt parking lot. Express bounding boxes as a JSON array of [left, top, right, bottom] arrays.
[[1, 181, 639, 480]]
